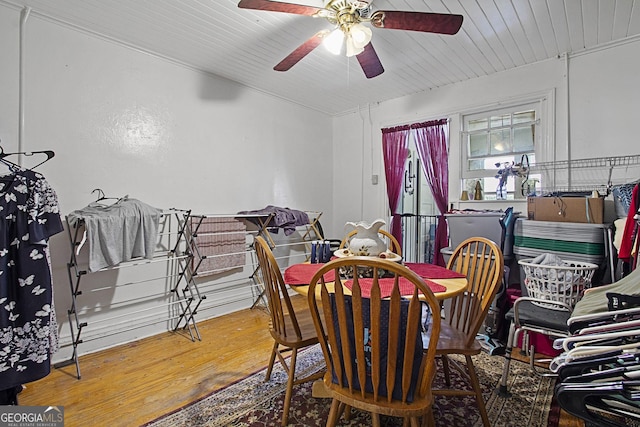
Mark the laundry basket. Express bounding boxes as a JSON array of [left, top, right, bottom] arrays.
[[518, 258, 599, 310]]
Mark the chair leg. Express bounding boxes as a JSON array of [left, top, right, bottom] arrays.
[[343, 404, 352, 421], [326, 399, 341, 427], [441, 355, 451, 386], [265, 341, 278, 381], [425, 409, 436, 427], [498, 321, 516, 397], [372, 413, 381, 427], [281, 348, 298, 426], [466, 355, 490, 427]]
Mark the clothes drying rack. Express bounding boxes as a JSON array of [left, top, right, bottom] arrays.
[[56, 207, 194, 379], [186, 212, 275, 312], [239, 210, 324, 309]]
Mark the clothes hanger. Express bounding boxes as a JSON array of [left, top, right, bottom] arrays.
[[556, 380, 640, 427], [562, 328, 640, 352], [560, 354, 640, 383], [575, 318, 640, 337], [564, 343, 640, 364], [550, 344, 640, 372], [555, 350, 635, 380], [569, 306, 640, 334], [562, 364, 640, 384], [91, 189, 128, 205], [0, 146, 21, 171], [0, 143, 55, 169], [74, 190, 130, 255]]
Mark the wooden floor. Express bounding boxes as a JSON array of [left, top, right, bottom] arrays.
[[20, 294, 584, 427]]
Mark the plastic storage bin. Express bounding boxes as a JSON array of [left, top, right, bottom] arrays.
[[445, 211, 518, 257]]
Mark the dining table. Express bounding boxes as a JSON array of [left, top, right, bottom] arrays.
[[283, 260, 468, 301], [283, 259, 468, 399]]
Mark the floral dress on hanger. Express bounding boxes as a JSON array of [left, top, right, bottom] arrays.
[[0, 168, 63, 393]]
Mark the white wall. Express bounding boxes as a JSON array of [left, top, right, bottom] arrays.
[[332, 37, 640, 233], [0, 5, 333, 361], [569, 40, 640, 159]]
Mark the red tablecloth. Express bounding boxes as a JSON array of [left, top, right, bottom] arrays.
[[284, 262, 464, 288], [344, 278, 446, 298], [284, 263, 335, 285], [404, 263, 466, 279]]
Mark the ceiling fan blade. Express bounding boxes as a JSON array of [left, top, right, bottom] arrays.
[[356, 43, 384, 79], [372, 11, 463, 35], [274, 31, 327, 72], [238, 0, 321, 16]]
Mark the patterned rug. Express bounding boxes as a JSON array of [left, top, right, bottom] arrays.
[[144, 345, 556, 427]]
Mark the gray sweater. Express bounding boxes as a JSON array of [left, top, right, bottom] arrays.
[[68, 197, 162, 272]]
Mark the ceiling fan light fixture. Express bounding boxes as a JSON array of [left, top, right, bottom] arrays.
[[323, 28, 344, 55], [349, 22, 372, 48], [345, 35, 364, 57]]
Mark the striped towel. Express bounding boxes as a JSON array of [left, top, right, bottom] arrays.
[[190, 217, 246, 276]]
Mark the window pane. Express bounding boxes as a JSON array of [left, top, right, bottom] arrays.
[[513, 110, 535, 124], [490, 114, 511, 128], [469, 133, 489, 156], [513, 125, 535, 152], [490, 129, 512, 155], [468, 159, 485, 171], [468, 118, 488, 131]]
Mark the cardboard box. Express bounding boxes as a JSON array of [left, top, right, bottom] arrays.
[[527, 196, 604, 224]]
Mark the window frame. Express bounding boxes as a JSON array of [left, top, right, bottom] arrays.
[[459, 92, 554, 200], [462, 102, 539, 180]]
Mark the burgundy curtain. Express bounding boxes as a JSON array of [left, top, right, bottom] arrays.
[[381, 125, 410, 248], [412, 119, 450, 266]]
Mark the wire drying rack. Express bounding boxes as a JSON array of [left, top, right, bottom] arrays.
[[529, 154, 640, 195]]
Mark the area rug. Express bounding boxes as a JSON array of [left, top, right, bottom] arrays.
[[144, 346, 556, 427]]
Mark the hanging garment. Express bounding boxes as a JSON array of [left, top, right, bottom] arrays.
[[619, 184, 640, 263], [237, 206, 309, 236], [0, 168, 63, 391], [67, 197, 162, 272]]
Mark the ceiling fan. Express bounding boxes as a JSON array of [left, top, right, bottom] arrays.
[[237, 0, 463, 79]]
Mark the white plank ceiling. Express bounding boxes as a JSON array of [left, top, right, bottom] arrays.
[[3, 0, 640, 115]]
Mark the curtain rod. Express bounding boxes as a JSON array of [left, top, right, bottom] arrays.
[[381, 118, 449, 133]]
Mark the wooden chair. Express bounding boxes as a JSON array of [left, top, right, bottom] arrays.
[[434, 237, 504, 427], [253, 236, 325, 426], [307, 257, 441, 427], [339, 229, 402, 256]]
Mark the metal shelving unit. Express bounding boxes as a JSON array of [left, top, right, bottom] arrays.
[[530, 154, 640, 195]]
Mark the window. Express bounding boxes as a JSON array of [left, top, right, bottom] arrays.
[[462, 102, 541, 200]]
